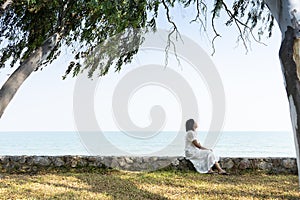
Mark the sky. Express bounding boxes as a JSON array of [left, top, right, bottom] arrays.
[[0, 2, 293, 133]]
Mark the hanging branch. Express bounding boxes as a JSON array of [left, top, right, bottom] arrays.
[[190, 0, 207, 32], [161, 0, 182, 67], [210, 0, 268, 55]]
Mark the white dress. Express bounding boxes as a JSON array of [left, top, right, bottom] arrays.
[[184, 130, 219, 173]]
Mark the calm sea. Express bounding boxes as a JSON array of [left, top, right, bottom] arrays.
[[0, 131, 296, 157]]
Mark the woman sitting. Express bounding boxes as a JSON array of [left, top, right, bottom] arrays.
[[184, 118, 228, 175]]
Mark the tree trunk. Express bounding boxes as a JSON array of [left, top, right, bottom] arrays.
[[0, 33, 61, 118], [265, 0, 300, 185]]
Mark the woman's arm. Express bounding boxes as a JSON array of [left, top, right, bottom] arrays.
[[192, 140, 212, 151]]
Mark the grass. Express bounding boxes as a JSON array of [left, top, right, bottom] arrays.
[[0, 169, 299, 200]]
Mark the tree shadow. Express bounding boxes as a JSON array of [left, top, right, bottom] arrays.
[[2, 169, 300, 199], [21, 170, 168, 199], [75, 171, 168, 199], [137, 170, 300, 200]]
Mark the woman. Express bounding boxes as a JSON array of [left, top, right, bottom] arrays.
[[185, 119, 228, 175]]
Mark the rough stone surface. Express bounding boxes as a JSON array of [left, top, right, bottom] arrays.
[[52, 157, 65, 167], [283, 158, 296, 169], [239, 159, 251, 170], [32, 156, 51, 166], [0, 156, 297, 174], [221, 158, 235, 169]]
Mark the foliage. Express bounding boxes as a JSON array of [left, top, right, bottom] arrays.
[[214, 0, 274, 51], [0, 0, 274, 79], [161, 0, 274, 53], [0, 0, 159, 78]]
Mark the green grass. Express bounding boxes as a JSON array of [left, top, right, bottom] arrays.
[[0, 169, 299, 199]]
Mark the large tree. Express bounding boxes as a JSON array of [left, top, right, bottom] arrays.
[[211, 0, 300, 184], [1, 0, 300, 183], [0, 0, 154, 117]]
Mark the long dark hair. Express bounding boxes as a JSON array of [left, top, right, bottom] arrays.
[[185, 119, 195, 132]]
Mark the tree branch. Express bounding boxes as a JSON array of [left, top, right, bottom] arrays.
[[190, 0, 207, 32], [211, 1, 267, 55], [161, 0, 181, 67], [221, 2, 267, 51], [211, 16, 221, 56]]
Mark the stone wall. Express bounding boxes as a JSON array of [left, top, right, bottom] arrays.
[[0, 156, 297, 174]]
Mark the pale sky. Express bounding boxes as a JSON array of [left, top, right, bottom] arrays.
[[0, 2, 293, 133]]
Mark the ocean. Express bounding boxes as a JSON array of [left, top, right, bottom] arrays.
[[0, 131, 296, 157]]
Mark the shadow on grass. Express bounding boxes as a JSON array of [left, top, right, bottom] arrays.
[[65, 171, 168, 199], [17, 169, 169, 199], [1, 169, 299, 199], [140, 170, 300, 200]]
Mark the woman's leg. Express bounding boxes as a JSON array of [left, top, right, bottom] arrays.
[[214, 162, 226, 173]]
